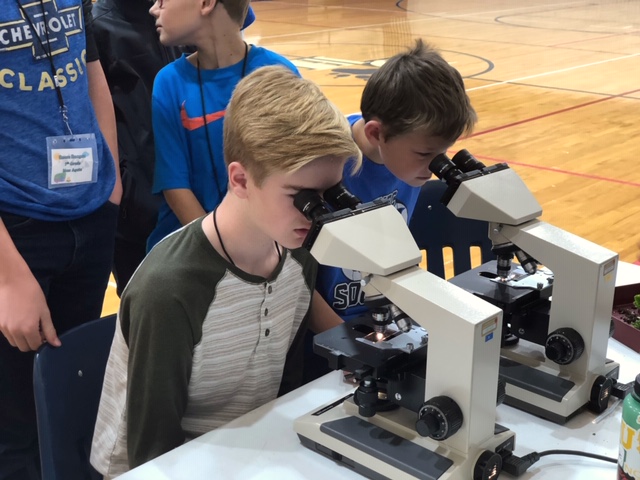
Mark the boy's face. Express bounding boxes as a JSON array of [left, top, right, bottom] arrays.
[[149, 0, 201, 46], [246, 155, 347, 250], [378, 129, 453, 188]]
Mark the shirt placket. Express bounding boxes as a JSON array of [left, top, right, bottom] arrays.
[[258, 281, 274, 348]]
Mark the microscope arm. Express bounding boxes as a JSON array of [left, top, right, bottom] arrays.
[[307, 201, 505, 454], [293, 178, 518, 475], [491, 219, 618, 375], [365, 267, 503, 454]]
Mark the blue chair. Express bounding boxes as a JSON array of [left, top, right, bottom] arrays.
[[33, 314, 117, 480], [409, 180, 494, 279]]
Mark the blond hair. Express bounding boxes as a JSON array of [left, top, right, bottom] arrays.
[[224, 66, 361, 186]]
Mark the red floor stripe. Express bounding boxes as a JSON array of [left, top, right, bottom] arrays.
[[471, 154, 640, 188], [470, 88, 640, 138], [461, 87, 640, 187]]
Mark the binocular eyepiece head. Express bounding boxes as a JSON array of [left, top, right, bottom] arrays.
[[323, 182, 361, 211], [293, 182, 362, 221], [429, 149, 486, 184], [293, 189, 332, 222]]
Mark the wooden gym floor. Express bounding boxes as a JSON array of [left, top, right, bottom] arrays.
[[102, 0, 640, 315]]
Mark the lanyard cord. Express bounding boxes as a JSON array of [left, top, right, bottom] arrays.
[[213, 206, 282, 268], [16, 0, 73, 135], [197, 41, 249, 200]]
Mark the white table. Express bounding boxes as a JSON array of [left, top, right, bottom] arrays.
[[616, 260, 640, 287], [119, 263, 640, 480]]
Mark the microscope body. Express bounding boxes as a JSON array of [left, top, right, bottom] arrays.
[[441, 159, 619, 423], [293, 196, 515, 479]]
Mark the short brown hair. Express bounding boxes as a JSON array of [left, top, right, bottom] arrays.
[[224, 66, 361, 186], [361, 39, 477, 143], [218, 0, 250, 26]]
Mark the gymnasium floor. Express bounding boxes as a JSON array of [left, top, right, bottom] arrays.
[[103, 0, 640, 315]]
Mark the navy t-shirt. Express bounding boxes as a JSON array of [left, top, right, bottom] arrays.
[[315, 114, 421, 320]]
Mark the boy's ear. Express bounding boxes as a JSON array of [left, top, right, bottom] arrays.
[[200, 0, 218, 15], [363, 120, 385, 146], [228, 161, 249, 198]]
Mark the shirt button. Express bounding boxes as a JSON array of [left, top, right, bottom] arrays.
[[265, 328, 270, 337], [268, 285, 273, 294], [264, 308, 269, 316]]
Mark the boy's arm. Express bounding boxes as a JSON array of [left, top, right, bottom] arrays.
[[309, 290, 344, 334], [163, 188, 207, 226], [0, 221, 60, 351], [87, 60, 122, 205], [152, 76, 201, 223], [122, 278, 194, 467]]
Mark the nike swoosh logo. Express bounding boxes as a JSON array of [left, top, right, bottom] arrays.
[[180, 101, 225, 131]]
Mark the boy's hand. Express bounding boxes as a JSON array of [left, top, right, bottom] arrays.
[[0, 269, 60, 351]]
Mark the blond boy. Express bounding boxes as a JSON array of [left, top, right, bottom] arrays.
[[90, 66, 360, 477]]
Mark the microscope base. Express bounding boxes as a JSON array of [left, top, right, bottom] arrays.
[[500, 352, 620, 424], [294, 394, 515, 480]]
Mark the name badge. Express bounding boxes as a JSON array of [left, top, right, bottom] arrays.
[[47, 134, 98, 188]]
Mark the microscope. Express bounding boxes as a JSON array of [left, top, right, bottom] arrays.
[[431, 150, 619, 424], [292, 184, 515, 480]]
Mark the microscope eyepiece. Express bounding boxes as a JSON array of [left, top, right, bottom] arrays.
[[451, 149, 486, 172], [293, 183, 362, 221], [429, 153, 464, 184], [293, 189, 331, 221], [324, 182, 361, 211]]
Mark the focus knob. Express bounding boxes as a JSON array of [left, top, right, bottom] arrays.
[[354, 377, 378, 418], [415, 395, 463, 440], [474, 450, 502, 480], [588, 375, 614, 414], [545, 328, 584, 365]]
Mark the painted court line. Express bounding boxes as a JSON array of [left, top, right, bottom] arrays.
[[467, 52, 640, 92], [473, 153, 640, 188], [470, 87, 640, 138], [550, 32, 635, 47], [259, 2, 591, 41], [468, 85, 640, 187], [418, 1, 589, 19]]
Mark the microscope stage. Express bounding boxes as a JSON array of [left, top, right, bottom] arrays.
[[313, 315, 428, 375], [449, 260, 552, 314]]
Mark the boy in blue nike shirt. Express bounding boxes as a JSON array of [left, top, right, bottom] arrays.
[[147, 0, 297, 251]]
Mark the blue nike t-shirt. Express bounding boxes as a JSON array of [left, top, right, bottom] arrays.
[[148, 46, 299, 251]]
